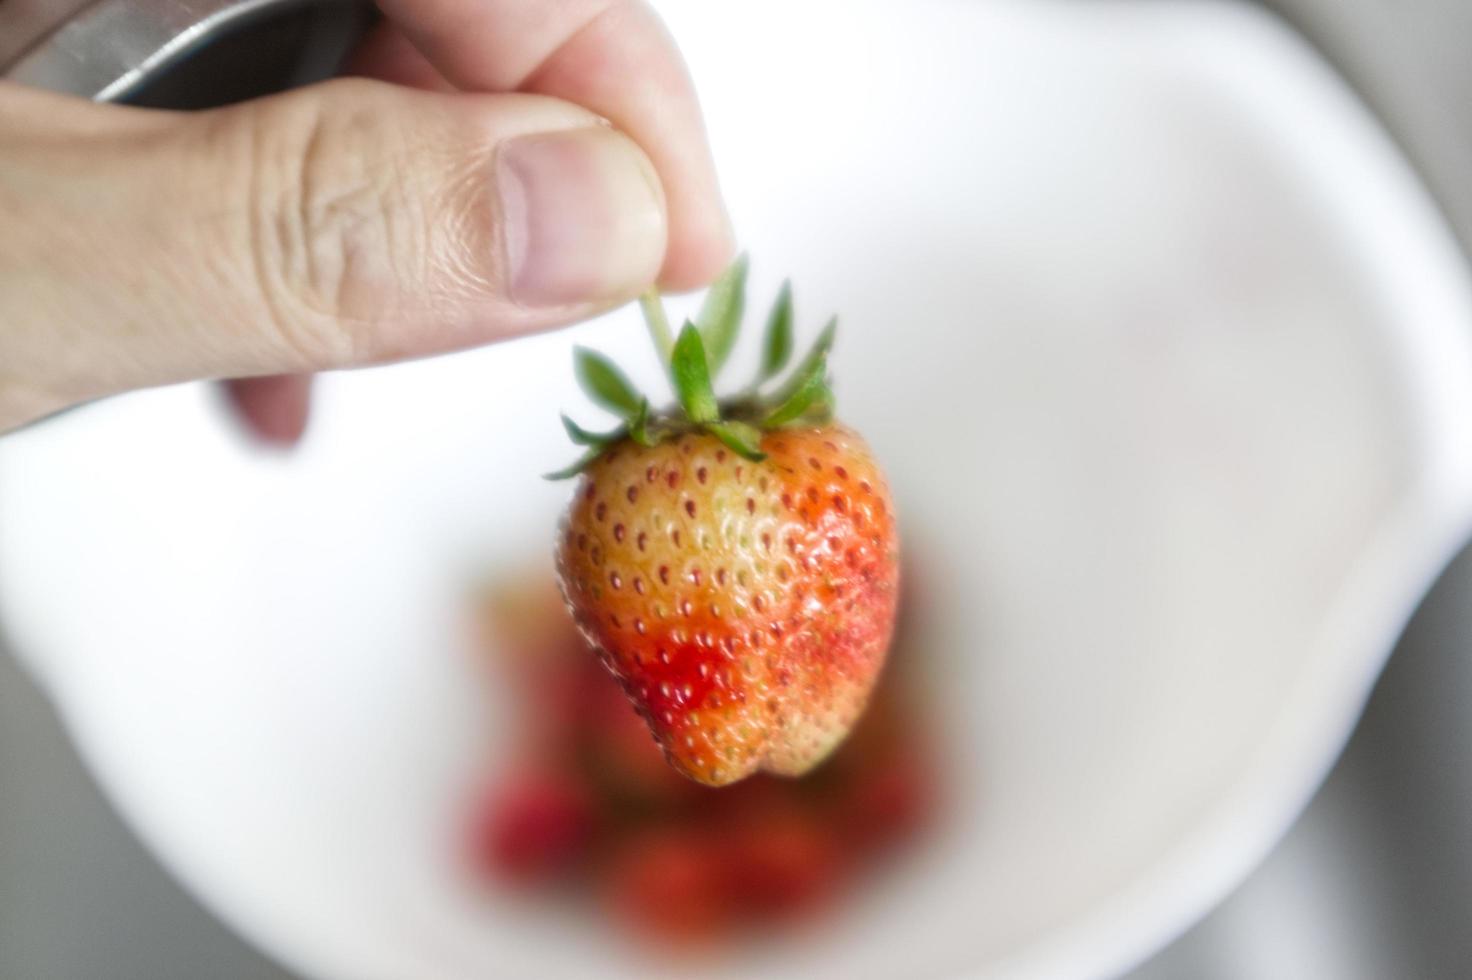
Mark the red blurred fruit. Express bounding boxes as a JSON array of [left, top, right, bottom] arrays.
[[469, 769, 595, 884], [839, 749, 934, 855], [603, 829, 730, 943], [719, 802, 841, 919], [466, 562, 938, 945]]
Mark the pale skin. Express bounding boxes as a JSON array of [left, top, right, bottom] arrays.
[[0, 0, 734, 440]]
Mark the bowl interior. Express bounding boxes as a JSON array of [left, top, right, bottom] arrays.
[[5, 2, 1472, 978]]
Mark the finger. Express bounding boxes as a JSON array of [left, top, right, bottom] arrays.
[[376, 0, 733, 289], [223, 374, 313, 445], [0, 80, 667, 432], [343, 20, 456, 92], [216, 22, 454, 446]]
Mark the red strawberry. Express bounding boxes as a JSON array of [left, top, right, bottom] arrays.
[[548, 258, 900, 786], [717, 800, 841, 918], [603, 828, 731, 942], [837, 746, 934, 854], [559, 428, 898, 785], [468, 768, 594, 883]]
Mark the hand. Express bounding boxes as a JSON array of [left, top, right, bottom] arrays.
[[0, 0, 733, 441]]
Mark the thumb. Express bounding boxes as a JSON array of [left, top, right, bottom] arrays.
[[0, 80, 668, 431]]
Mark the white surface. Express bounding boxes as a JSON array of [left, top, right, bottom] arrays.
[[4, 1, 1472, 978]]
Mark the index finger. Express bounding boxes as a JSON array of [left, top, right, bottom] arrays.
[[376, 0, 734, 290]]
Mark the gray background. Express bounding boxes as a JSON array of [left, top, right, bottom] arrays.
[[3, 0, 1471, 977]]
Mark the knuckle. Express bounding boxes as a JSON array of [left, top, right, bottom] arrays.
[[237, 81, 431, 365]]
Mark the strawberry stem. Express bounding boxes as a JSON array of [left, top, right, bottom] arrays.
[[638, 288, 676, 369]]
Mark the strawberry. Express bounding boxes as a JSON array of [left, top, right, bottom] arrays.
[[602, 828, 732, 942], [549, 257, 900, 786], [717, 799, 841, 918], [576, 648, 704, 807], [835, 745, 934, 855], [468, 767, 595, 883]]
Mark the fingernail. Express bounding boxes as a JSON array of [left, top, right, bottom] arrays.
[[497, 128, 667, 307]]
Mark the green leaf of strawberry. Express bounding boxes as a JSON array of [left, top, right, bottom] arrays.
[[757, 279, 794, 385], [705, 420, 767, 461], [770, 315, 836, 405], [627, 399, 656, 448], [763, 352, 831, 427], [695, 252, 748, 377], [575, 347, 643, 416], [552, 258, 844, 478], [671, 322, 720, 424], [562, 414, 625, 447], [542, 447, 603, 481]]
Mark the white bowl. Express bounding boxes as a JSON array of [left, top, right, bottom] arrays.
[[5, 1, 1472, 977]]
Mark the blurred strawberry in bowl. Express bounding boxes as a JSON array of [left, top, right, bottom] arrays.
[[463, 562, 939, 947]]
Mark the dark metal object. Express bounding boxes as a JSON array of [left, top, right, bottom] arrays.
[[0, 0, 375, 106]]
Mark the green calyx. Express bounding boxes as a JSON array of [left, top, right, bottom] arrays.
[[546, 254, 837, 479]]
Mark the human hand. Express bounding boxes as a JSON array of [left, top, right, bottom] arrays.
[[0, 0, 733, 440]]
